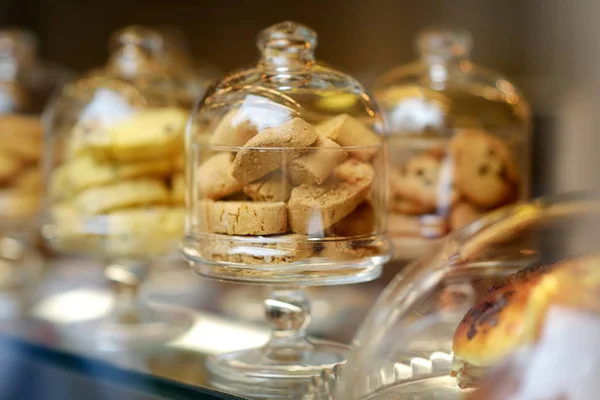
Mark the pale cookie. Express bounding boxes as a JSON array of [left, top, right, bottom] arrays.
[[243, 171, 292, 202], [316, 114, 380, 161], [392, 154, 458, 209], [171, 173, 185, 205], [210, 109, 258, 147], [198, 200, 288, 235], [318, 239, 379, 261], [390, 195, 433, 215], [86, 108, 187, 162], [103, 207, 184, 257], [74, 179, 170, 215], [287, 160, 374, 234], [450, 130, 519, 208], [197, 153, 244, 199], [53, 154, 173, 196], [450, 202, 486, 231], [287, 135, 347, 185], [0, 150, 22, 183], [231, 118, 318, 184], [0, 190, 40, 220], [331, 201, 376, 237], [388, 213, 422, 236], [204, 234, 314, 264]]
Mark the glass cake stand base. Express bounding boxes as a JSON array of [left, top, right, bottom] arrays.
[[207, 339, 348, 399]]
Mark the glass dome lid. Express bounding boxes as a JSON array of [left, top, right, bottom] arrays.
[[311, 193, 600, 400]]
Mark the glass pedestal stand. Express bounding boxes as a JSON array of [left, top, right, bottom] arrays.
[[186, 245, 391, 399]]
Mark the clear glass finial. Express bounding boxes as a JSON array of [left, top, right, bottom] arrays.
[[416, 25, 473, 62], [257, 21, 317, 67], [107, 26, 164, 75]]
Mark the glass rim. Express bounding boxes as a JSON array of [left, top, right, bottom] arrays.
[[190, 143, 385, 152]]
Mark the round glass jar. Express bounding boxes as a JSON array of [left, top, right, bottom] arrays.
[[183, 21, 392, 285], [372, 26, 531, 259], [0, 29, 70, 229], [41, 26, 195, 347], [307, 194, 600, 400]]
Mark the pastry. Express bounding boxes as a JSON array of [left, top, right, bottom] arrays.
[[316, 114, 380, 161], [231, 118, 318, 184], [243, 171, 292, 202], [287, 159, 373, 234], [331, 201, 376, 237], [197, 153, 243, 199], [198, 200, 288, 235], [451, 130, 519, 208], [209, 109, 259, 147], [170, 173, 185, 205], [450, 202, 486, 231], [286, 135, 347, 185]]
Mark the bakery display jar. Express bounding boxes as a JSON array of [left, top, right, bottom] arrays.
[[301, 193, 600, 399], [372, 26, 531, 260], [182, 21, 393, 396], [0, 29, 70, 236], [41, 26, 195, 349]]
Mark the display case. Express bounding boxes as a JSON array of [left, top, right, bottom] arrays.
[[182, 20, 393, 397], [372, 26, 531, 259], [41, 26, 197, 348], [303, 194, 600, 399]]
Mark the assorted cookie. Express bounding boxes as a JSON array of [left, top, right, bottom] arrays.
[[194, 112, 384, 264], [48, 108, 187, 257], [0, 114, 44, 221], [389, 129, 520, 239]]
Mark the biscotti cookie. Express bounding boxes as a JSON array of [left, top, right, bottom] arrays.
[[331, 201, 376, 237], [450, 130, 519, 208], [198, 200, 288, 235], [243, 171, 292, 202], [390, 196, 433, 215], [74, 179, 170, 215], [318, 239, 379, 261], [450, 201, 485, 231], [13, 167, 42, 193], [0, 130, 41, 162], [231, 118, 318, 184], [0, 190, 40, 219], [209, 109, 259, 147], [287, 135, 348, 185], [204, 234, 314, 264], [316, 114, 380, 162], [197, 153, 244, 199], [287, 160, 374, 234]]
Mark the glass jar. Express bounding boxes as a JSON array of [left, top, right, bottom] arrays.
[[183, 21, 392, 284], [182, 21, 392, 397], [42, 26, 195, 348], [316, 194, 600, 400], [372, 26, 531, 259], [0, 29, 70, 230]]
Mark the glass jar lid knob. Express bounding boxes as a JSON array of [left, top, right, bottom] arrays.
[[107, 25, 164, 76], [416, 25, 473, 61], [257, 21, 317, 67]]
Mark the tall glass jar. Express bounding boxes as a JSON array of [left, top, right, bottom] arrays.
[[42, 26, 195, 348], [373, 26, 531, 259], [183, 21, 392, 396]]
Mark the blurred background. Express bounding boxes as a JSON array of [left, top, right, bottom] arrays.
[[3, 0, 598, 196]]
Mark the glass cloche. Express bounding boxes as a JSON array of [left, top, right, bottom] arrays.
[[372, 26, 531, 259], [182, 21, 392, 397], [305, 193, 600, 400], [0, 29, 70, 230], [41, 26, 195, 348]]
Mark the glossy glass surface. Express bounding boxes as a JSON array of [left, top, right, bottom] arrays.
[[183, 21, 392, 285], [42, 26, 194, 259], [0, 30, 70, 229], [373, 26, 531, 258], [334, 194, 600, 399]]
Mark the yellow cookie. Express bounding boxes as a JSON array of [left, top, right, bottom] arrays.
[[171, 173, 185, 205], [0, 150, 23, 183], [103, 207, 185, 257], [13, 166, 42, 193], [51, 154, 174, 197], [74, 179, 170, 215]]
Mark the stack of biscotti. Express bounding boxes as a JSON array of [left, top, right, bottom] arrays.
[[389, 129, 520, 238], [0, 114, 45, 221], [196, 111, 383, 264], [48, 108, 187, 257]]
